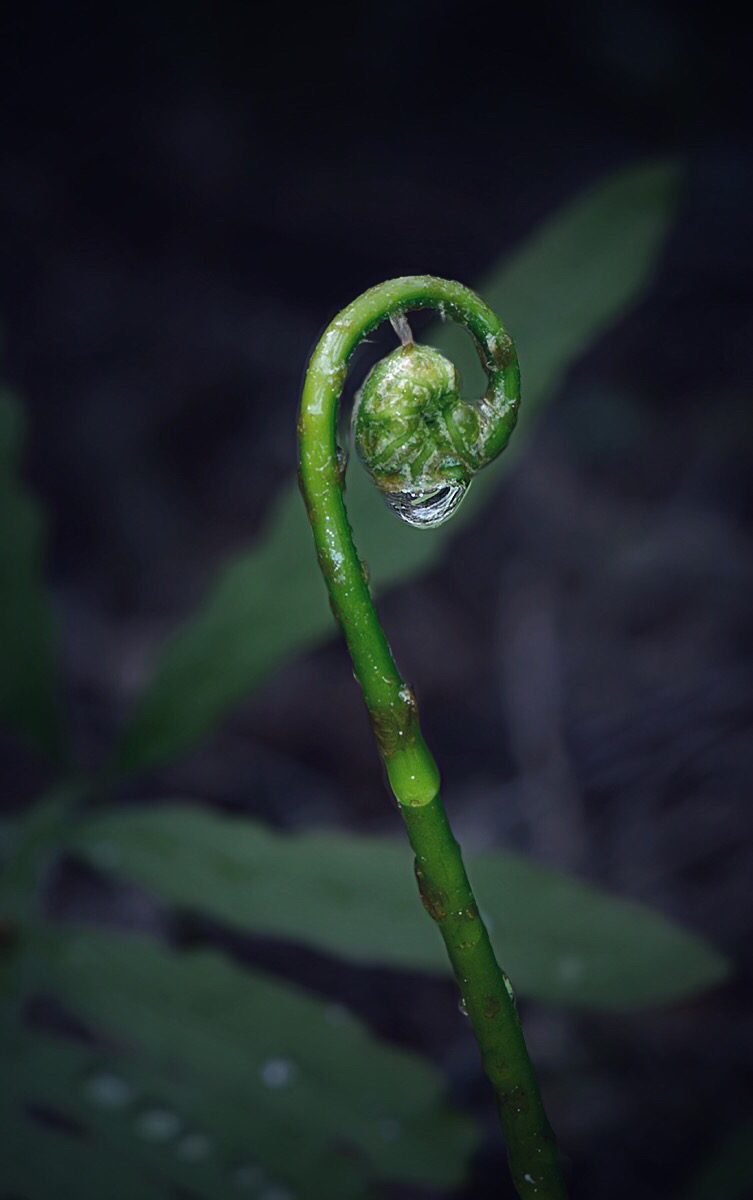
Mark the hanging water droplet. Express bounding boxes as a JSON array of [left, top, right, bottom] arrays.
[[176, 1131, 213, 1161], [84, 1071, 133, 1110], [260, 1057, 296, 1089], [134, 1107, 182, 1142], [382, 481, 469, 528], [231, 1163, 265, 1189], [458, 996, 469, 1017]]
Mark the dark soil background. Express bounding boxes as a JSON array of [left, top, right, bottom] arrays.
[[2, 1, 752, 1197]]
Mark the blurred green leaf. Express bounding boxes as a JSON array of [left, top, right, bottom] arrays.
[[7, 926, 477, 1199], [0, 390, 64, 759], [0, 1100, 166, 1200], [680, 1116, 753, 1200], [2, 1032, 369, 1200], [115, 484, 331, 774], [115, 161, 679, 775], [71, 802, 729, 1011], [0, 789, 77, 926], [0, 1082, 167, 1200]]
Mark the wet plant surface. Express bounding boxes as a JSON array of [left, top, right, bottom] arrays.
[[2, 3, 752, 1198]]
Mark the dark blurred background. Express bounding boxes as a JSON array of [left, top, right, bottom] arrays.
[[2, 1, 752, 1197]]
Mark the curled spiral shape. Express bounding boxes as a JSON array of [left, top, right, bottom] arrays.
[[350, 295, 519, 528], [298, 275, 521, 775], [354, 340, 507, 527]]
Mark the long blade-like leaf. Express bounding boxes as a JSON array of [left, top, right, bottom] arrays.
[[11, 927, 478, 1199], [115, 162, 678, 774], [70, 802, 729, 1011], [0, 1098, 167, 1200]]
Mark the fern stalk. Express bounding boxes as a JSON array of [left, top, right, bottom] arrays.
[[298, 276, 567, 1199]]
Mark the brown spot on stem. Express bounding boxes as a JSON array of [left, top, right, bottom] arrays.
[[368, 696, 418, 758], [494, 332, 515, 367], [483, 994, 501, 1020], [414, 861, 448, 922]]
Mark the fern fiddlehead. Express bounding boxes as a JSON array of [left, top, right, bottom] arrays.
[[298, 276, 567, 1198]]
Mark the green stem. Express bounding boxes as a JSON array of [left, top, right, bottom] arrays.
[[298, 276, 567, 1198]]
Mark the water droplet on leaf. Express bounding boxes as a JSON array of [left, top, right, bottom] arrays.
[[383, 480, 469, 528], [176, 1131, 213, 1161], [458, 996, 469, 1017], [232, 1163, 265, 1189], [135, 1107, 182, 1142], [260, 1057, 296, 1089], [84, 1071, 132, 1109]]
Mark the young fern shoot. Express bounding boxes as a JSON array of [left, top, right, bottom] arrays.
[[298, 277, 567, 1199]]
